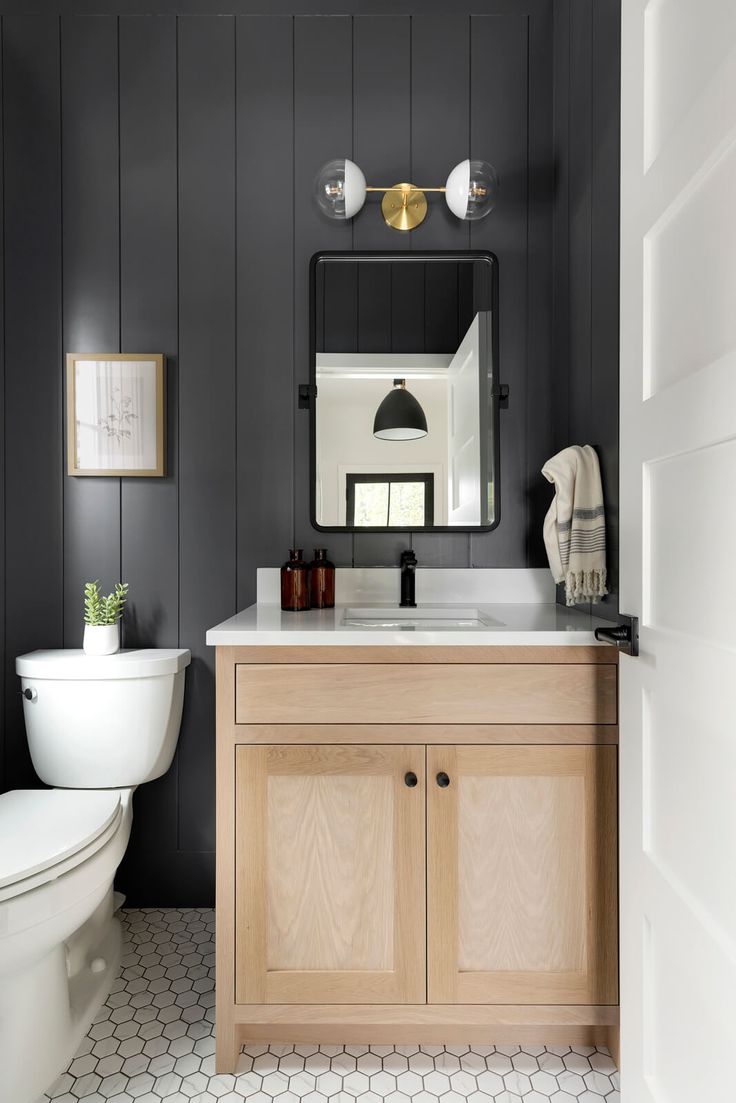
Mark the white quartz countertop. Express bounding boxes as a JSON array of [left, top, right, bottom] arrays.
[[206, 602, 616, 647]]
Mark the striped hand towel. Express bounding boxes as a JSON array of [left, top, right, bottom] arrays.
[[542, 445, 608, 606]]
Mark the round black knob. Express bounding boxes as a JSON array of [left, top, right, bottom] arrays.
[[404, 771, 418, 788], [436, 771, 450, 788], [23, 688, 35, 701]]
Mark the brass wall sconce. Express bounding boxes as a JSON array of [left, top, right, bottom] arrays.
[[314, 158, 499, 231]]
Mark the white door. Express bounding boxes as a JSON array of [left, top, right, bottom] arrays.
[[447, 312, 489, 525], [619, 1, 736, 1099]]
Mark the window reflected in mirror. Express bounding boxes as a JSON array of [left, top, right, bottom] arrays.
[[346, 473, 434, 528], [311, 253, 499, 532]]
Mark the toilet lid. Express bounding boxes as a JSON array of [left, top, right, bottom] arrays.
[[16, 648, 191, 680], [0, 789, 121, 889]]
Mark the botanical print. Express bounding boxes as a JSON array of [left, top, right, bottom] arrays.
[[72, 357, 161, 473], [98, 386, 138, 444]]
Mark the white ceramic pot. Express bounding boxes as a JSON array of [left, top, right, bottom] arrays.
[[83, 624, 120, 656]]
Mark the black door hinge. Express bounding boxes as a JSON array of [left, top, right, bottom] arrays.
[[594, 613, 639, 657]]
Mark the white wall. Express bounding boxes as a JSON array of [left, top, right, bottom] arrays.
[[315, 377, 449, 525]]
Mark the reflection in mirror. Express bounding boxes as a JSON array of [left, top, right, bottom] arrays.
[[311, 253, 499, 532]]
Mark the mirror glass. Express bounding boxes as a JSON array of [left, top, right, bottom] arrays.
[[311, 252, 499, 532]]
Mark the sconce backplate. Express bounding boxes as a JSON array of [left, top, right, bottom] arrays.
[[381, 183, 428, 231]]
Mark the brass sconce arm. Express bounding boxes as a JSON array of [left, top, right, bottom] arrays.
[[364, 185, 447, 193]]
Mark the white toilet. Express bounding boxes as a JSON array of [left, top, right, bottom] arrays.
[[0, 647, 191, 1103]]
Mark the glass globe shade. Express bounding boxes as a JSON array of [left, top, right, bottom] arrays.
[[445, 159, 499, 221], [313, 158, 366, 220]]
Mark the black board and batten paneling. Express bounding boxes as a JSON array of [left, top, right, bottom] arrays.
[[0, 1, 620, 904]]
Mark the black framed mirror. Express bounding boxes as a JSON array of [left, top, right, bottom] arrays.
[[309, 251, 501, 533]]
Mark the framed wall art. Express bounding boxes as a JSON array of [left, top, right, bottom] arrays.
[[66, 353, 165, 477]]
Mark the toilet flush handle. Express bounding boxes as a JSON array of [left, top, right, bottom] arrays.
[[22, 687, 37, 702]]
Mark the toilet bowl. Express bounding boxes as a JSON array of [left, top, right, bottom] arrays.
[[0, 647, 190, 1103]]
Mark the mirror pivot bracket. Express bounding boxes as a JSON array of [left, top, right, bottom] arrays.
[[298, 383, 317, 409], [492, 382, 510, 408]]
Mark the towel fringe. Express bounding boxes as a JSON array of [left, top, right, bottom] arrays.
[[565, 567, 608, 607]]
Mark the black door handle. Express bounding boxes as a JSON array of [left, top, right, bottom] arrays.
[[404, 771, 418, 788], [436, 772, 450, 788]]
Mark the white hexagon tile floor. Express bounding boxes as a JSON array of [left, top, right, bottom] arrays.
[[38, 909, 620, 1103]]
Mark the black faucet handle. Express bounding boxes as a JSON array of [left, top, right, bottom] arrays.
[[400, 549, 417, 567]]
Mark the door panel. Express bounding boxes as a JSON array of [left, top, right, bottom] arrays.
[[620, 0, 736, 1095], [427, 745, 617, 1004], [235, 745, 425, 1004]]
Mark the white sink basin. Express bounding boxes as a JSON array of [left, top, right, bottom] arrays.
[[341, 607, 505, 630]]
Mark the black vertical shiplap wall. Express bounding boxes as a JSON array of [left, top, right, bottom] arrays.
[[117, 15, 180, 894], [0, 22, 4, 804], [236, 15, 294, 609], [119, 15, 179, 653], [176, 15, 236, 891], [351, 13, 411, 569], [0, 1, 620, 904], [469, 14, 531, 569], [589, 0, 621, 610], [61, 16, 122, 643], [411, 15, 471, 569], [3, 16, 64, 786], [293, 15, 354, 566], [555, 0, 621, 613]]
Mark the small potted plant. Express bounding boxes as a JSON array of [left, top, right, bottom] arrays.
[[83, 580, 129, 656]]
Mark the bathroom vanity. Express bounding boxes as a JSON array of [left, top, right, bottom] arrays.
[[208, 571, 620, 1072]]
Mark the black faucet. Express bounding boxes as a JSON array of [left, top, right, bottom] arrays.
[[400, 549, 417, 608]]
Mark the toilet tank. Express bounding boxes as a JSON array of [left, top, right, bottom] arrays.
[[15, 649, 191, 788]]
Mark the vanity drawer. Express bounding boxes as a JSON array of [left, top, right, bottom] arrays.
[[234, 663, 617, 725]]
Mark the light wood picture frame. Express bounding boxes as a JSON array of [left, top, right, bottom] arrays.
[[66, 353, 165, 477]]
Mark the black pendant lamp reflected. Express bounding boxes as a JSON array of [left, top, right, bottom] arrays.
[[373, 378, 428, 441]]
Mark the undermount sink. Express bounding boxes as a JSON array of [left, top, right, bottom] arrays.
[[341, 606, 505, 630]]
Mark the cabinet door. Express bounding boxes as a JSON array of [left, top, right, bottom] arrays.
[[235, 745, 426, 1004], [427, 745, 617, 1004]]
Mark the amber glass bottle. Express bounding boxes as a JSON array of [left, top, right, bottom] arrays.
[[281, 549, 311, 611], [309, 548, 335, 609]]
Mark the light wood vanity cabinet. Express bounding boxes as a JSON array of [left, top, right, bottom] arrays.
[[427, 745, 617, 1006], [216, 646, 619, 1071], [234, 744, 426, 1006]]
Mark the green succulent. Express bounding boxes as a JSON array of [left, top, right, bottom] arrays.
[[84, 580, 129, 626]]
